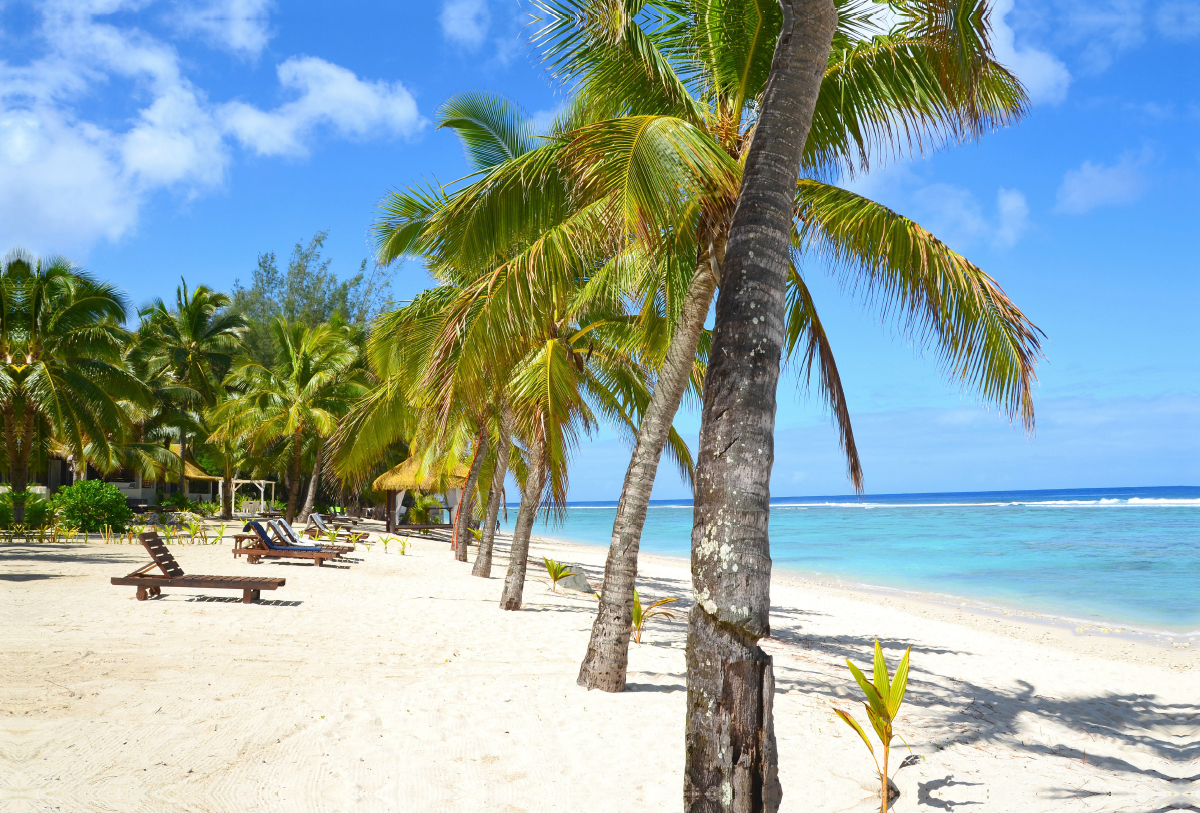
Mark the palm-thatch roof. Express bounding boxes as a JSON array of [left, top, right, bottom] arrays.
[[373, 455, 470, 492]]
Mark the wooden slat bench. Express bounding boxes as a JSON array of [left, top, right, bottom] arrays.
[[112, 532, 285, 604]]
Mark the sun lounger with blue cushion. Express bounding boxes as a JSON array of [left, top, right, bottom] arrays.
[[232, 521, 346, 566]]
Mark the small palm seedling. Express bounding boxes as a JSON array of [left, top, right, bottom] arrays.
[[161, 525, 177, 545], [214, 523, 228, 545], [397, 535, 411, 555], [832, 640, 913, 813], [183, 519, 204, 545], [382, 536, 390, 554], [630, 590, 679, 643], [543, 558, 574, 592]]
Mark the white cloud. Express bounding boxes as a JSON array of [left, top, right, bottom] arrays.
[[440, 0, 490, 49], [994, 188, 1030, 246], [908, 184, 1031, 249], [221, 57, 423, 157], [1156, 0, 1200, 39], [1055, 152, 1149, 214], [178, 0, 274, 57], [991, 0, 1072, 105], [0, 2, 423, 253]]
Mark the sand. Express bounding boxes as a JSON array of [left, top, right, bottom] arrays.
[[2, 524, 1196, 812]]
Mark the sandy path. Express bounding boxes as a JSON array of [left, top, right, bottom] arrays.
[[1, 527, 1195, 812]]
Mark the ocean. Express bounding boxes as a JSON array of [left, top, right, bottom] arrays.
[[501, 486, 1200, 634]]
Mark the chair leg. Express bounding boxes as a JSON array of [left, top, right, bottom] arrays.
[[242, 589, 253, 604]]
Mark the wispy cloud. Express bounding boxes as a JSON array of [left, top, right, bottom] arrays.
[[221, 57, 423, 157], [1055, 151, 1150, 214], [440, 0, 490, 49], [991, 0, 1072, 104], [177, 0, 274, 57], [1155, 0, 1200, 39]]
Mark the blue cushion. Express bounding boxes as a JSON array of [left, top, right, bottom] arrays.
[[247, 520, 322, 552]]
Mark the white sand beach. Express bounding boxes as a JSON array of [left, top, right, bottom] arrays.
[[2, 527, 1196, 812]]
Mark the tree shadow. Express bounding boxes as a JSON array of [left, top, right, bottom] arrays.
[[768, 631, 1199, 787], [0, 573, 65, 582], [0, 544, 143, 566]]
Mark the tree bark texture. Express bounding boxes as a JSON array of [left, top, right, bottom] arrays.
[[285, 430, 303, 524], [578, 256, 719, 692], [499, 432, 546, 611], [221, 470, 234, 520], [454, 426, 488, 562], [299, 439, 323, 523], [684, 2, 837, 811], [178, 426, 188, 501], [474, 404, 513, 578]]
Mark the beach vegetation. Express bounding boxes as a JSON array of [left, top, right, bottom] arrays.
[[52, 481, 134, 533], [543, 557, 574, 592], [833, 641, 913, 813], [630, 590, 679, 644]]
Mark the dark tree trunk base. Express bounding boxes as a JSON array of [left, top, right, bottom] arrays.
[[684, 606, 781, 813]]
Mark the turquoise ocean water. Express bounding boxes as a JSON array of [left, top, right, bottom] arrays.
[[501, 486, 1200, 634]]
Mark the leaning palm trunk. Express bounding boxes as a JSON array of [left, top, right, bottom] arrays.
[[454, 426, 488, 562], [578, 256, 719, 692], [684, 2, 836, 811], [299, 439, 324, 523], [499, 433, 547, 610], [474, 404, 513, 578]]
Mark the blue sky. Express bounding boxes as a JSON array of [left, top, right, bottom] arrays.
[[1, 0, 1197, 499]]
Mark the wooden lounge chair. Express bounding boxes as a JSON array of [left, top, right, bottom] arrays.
[[112, 532, 284, 603], [232, 521, 347, 566], [304, 513, 368, 544]]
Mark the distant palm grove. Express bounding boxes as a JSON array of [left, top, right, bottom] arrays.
[[7, 2, 1048, 809]]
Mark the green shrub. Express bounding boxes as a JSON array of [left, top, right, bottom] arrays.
[[162, 491, 199, 512], [0, 490, 54, 530], [52, 481, 134, 533]]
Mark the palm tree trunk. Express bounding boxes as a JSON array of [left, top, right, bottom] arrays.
[[178, 426, 188, 501], [474, 403, 513, 578], [285, 431, 303, 524], [578, 254, 720, 692], [499, 432, 546, 611], [684, 2, 836, 811], [11, 407, 34, 524], [222, 469, 234, 520], [454, 426, 488, 562], [299, 439, 324, 523]]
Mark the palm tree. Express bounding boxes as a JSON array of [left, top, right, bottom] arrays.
[[0, 250, 148, 522], [530, 0, 1041, 699], [372, 95, 700, 607], [212, 318, 363, 523], [140, 281, 247, 500]]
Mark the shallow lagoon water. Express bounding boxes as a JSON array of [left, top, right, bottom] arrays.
[[503, 486, 1200, 634]]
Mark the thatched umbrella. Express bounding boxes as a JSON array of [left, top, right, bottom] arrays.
[[373, 455, 470, 533]]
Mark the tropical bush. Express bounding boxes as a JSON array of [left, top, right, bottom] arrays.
[[52, 481, 134, 533], [0, 490, 54, 530], [195, 500, 220, 517], [406, 493, 444, 526], [162, 491, 199, 512], [833, 641, 913, 813]]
